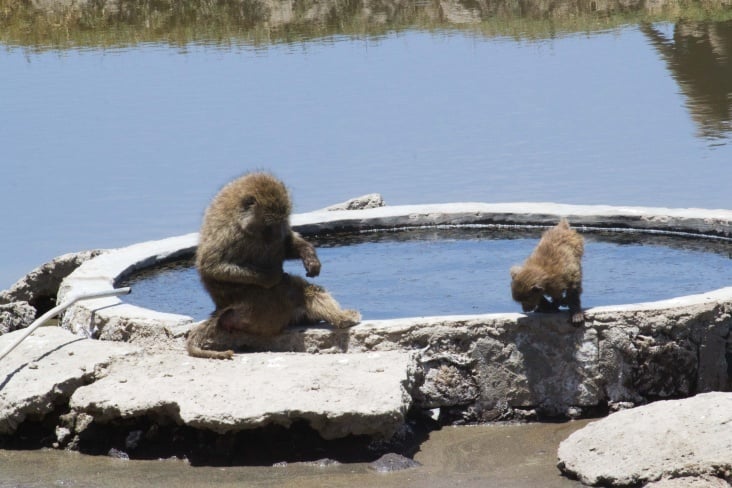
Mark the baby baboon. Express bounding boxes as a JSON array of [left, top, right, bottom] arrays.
[[190, 172, 360, 358], [510, 218, 585, 325]]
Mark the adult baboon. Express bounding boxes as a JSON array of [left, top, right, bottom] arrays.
[[188, 172, 360, 358]]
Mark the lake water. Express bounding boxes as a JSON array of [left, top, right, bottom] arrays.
[[1, 0, 732, 485], [2, 2, 731, 291], [122, 228, 732, 320]]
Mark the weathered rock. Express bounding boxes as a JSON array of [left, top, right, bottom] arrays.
[[413, 357, 479, 409], [368, 452, 421, 472], [294, 203, 732, 238], [69, 350, 413, 440], [234, 297, 730, 421], [107, 447, 129, 459], [0, 250, 103, 315], [644, 475, 731, 487], [557, 392, 732, 486], [0, 327, 139, 435], [324, 193, 385, 211], [58, 235, 195, 343], [304, 458, 341, 467], [57, 203, 732, 422], [0, 301, 36, 335]]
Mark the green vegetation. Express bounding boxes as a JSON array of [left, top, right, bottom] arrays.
[[1, 0, 731, 50]]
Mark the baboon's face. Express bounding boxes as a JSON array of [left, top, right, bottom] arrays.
[[512, 288, 543, 312], [237, 194, 290, 242], [510, 267, 543, 312], [216, 173, 292, 242]]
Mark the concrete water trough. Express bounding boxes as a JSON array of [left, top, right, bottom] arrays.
[[3, 202, 732, 451]]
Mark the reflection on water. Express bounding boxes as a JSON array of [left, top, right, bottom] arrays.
[[1, 0, 731, 290], [642, 20, 732, 141], [3, 0, 732, 48], [121, 228, 732, 321]]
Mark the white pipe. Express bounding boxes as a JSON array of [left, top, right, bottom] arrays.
[[0, 287, 131, 361]]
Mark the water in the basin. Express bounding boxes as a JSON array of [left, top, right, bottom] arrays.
[[121, 228, 732, 320]]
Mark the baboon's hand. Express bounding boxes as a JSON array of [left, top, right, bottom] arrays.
[[570, 310, 586, 326], [304, 255, 321, 277], [290, 233, 320, 277]]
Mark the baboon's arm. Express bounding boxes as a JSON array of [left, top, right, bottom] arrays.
[[286, 232, 321, 277], [201, 261, 283, 288], [536, 296, 560, 313], [565, 288, 585, 326]]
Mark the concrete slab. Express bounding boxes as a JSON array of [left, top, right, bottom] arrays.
[[292, 202, 732, 238], [69, 350, 413, 439], [0, 327, 139, 435], [58, 203, 732, 342], [57, 233, 197, 340], [557, 392, 732, 486], [52, 201, 732, 423]]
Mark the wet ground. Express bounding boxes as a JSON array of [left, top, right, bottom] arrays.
[[0, 421, 588, 488]]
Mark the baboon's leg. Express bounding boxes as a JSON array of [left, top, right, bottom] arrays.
[[304, 284, 361, 328], [565, 288, 585, 326], [287, 276, 360, 328], [219, 301, 290, 336], [217, 304, 253, 332]]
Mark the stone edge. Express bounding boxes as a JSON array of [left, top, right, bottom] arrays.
[[57, 202, 732, 335]]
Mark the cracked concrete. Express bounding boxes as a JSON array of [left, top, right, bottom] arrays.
[[69, 350, 413, 439], [0, 327, 138, 435], [557, 392, 732, 486], [1, 201, 730, 481], [0, 326, 413, 440], [51, 202, 732, 423]]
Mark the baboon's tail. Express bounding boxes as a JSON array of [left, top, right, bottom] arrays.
[[186, 341, 234, 360]]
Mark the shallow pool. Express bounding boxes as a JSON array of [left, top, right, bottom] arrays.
[[121, 228, 732, 320]]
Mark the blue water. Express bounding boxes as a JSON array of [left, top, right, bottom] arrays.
[[122, 230, 732, 320], [2, 24, 731, 289]]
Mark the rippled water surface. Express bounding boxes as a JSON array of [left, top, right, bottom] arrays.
[[2, 2, 732, 289]]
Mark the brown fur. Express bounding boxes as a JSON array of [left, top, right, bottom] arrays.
[[510, 219, 585, 325], [189, 172, 360, 358], [187, 311, 235, 360]]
